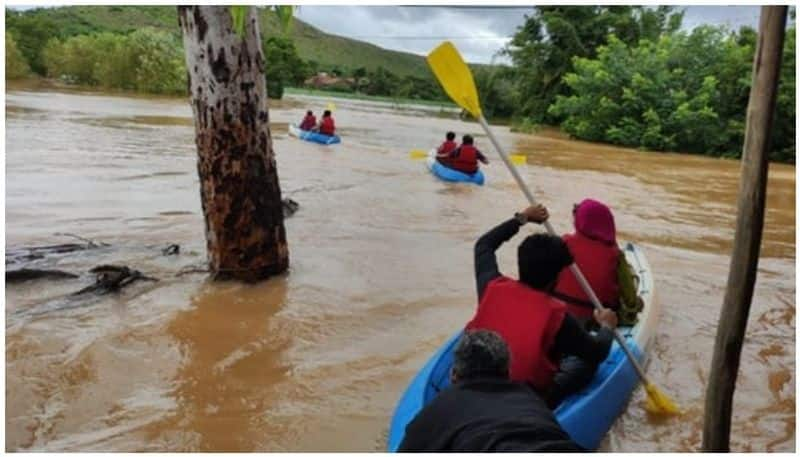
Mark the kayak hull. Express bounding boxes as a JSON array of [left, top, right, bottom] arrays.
[[387, 242, 658, 451], [288, 123, 341, 145], [426, 149, 485, 185]]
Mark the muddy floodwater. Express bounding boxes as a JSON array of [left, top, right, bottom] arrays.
[[5, 84, 795, 451]]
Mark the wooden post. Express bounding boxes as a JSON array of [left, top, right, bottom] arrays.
[[178, 6, 289, 282], [702, 6, 787, 451]]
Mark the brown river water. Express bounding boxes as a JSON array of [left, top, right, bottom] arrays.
[[5, 83, 795, 452]]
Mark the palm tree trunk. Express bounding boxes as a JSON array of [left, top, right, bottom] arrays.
[[178, 6, 288, 282]]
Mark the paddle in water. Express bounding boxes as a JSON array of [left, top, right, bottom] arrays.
[[426, 40, 680, 417]]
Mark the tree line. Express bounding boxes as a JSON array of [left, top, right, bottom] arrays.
[[485, 6, 796, 162], [5, 9, 447, 102], [6, 6, 795, 162]]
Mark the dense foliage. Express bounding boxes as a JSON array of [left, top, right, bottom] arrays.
[[505, 6, 683, 124], [548, 25, 796, 161], [496, 6, 796, 162], [6, 32, 30, 79], [41, 28, 186, 94], [263, 36, 310, 99]]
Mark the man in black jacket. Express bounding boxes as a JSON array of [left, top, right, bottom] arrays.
[[398, 330, 583, 452]]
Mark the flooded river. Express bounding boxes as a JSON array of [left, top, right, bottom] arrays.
[[5, 84, 795, 451]]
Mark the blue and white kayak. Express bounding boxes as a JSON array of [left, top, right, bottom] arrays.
[[387, 242, 658, 451], [426, 149, 485, 185], [288, 123, 341, 145]]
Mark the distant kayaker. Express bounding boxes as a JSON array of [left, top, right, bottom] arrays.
[[468, 204, 617, 408], [314, 110, 336, 136], [435, 131, 458, 162], [439, 134, 488, 175], [398, 329, 583, 452], [553, 198, 643, 326], [299, 110, 316, 131]]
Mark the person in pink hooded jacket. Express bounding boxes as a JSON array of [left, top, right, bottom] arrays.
[[552, 198, 642, 326]]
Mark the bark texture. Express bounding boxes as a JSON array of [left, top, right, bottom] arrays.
[[702, 6, 787, 452], [178, 6, 288, 282]]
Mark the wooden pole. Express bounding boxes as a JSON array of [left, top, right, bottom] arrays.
[[702, 6, 787, 451]]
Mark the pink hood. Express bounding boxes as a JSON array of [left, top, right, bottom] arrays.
[[573, 199, 616, 245]]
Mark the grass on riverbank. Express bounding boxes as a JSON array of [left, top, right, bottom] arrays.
[[284, 87, 459, 109]]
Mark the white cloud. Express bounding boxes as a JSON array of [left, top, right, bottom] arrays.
[[295, 6, 763, 64]]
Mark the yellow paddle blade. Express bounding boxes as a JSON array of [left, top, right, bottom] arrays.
[[409, 149, 428, 159], [427, 41, 482, 118], [327, 102, 336, 112], [510, 154, 526, 165], [644, 382, 681, 416]]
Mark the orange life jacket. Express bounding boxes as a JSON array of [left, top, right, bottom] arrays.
[[465, 276, 566, 391], [553, 233, 620, 319]]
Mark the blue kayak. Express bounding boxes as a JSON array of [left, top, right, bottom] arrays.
[[426, 149, 485, 185], [387, 242, 658, 451], [288, 123, 341, 145]]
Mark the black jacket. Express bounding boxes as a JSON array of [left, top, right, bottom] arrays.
[[398, 377, 583, 452]]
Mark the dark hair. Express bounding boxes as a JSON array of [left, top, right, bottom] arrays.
[[323, 110, 331, 117], [306, 110, 313, 116], [462, 134, 474, 145], [517, 233, 573, 289], [446, 131, 456, 141], [452, 330, 510, 382]]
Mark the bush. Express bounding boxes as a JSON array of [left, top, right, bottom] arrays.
[[5, 32, 30, 79]]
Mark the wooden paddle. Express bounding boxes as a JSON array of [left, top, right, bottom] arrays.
[[427, 41, 679, 416]]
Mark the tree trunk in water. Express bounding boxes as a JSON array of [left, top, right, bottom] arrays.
[[701, 6, 787, 451], [178, 6, 288, 282]]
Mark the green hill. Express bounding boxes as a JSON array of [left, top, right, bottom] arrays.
[[6, 5, 433, 78]]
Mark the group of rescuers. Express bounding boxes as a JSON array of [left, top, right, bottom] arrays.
[[399, 193, 645, 451]]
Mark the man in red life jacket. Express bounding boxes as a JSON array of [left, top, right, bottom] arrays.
[[299, 110, 316, 131], [553, 199, 642, 326], [315, 110, 335, 136], [435, 131, 458, 165], [441, 134, 488, 174], [467, 204, 618, 407]]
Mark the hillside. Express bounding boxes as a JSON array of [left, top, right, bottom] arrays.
[[6, 5, 434, 78]]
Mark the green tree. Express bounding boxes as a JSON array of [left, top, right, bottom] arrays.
[[262, 35, 308, 99], [128, 28, 186, 93], [5, 31, 30, 79], [506, 6, 683, 123], [6, 10, 59, 75], [548, 24, 795, 162], [474, 65, 518, 119]]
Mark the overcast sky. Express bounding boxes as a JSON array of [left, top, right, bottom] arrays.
[[294, 6, 764, 64]]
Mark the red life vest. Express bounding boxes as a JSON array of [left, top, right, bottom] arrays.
[[437, 140, 457, 155], [554, 233, 620, 319], [319, 116, 335, 136], [299, 115, 316, 131], [465, 276, 566, 391], [450, 144, 479, 174]]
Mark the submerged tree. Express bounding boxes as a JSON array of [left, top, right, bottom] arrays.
[[177, 6, 289, 281]]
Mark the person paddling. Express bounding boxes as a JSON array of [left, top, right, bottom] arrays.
[[435, 131, 458, 163], [552, 199, 643, 326], [299, 110, 316, 131], [399, 330, 583, 452], [468, 204, 617, 408], [440, 134, 488, 175], [314, 110, 335, 136]]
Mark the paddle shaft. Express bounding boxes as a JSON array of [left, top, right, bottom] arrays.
[[477, 115, 651, 385]]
